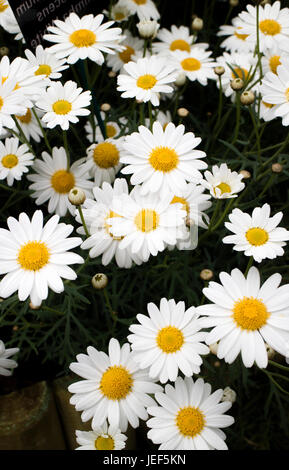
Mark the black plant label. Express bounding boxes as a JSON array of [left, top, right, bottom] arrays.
[[8, 0, 103, 50]]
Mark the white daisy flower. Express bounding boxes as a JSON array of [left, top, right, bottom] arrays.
[[0, 78, 27, 132], [14, 108, 44, 143], [261, 45, 287, 76], [121, 121, 207, 197], [36, 80, 91, 131], [128, 298, 209, 384], [0, 137, 34, 186], [108, 185, 187, 263], [0, 1, 20, 35], [75, 423, 127, 450], [107, 30, 144, 72], [147, 376, 234, 450], [257, 97, 276, 121], [152, 25, 195, 56], [170, 47, 216, 86], [85, 113, 128, 143], [24, 45, 69, 81], [170, 182, 212, 229], [223, 203, 289, 263], [0, 339, 19, 376], [201, 163, 245, 199], [0, 210, 84, 307], [68, 338, 162, 432], [117, 56, 178, 106], [77, 179, 141, 269], [238, 1, 289, 53], [44, 13, 123, 65], [260, 62, 289, 126], [0, 55, 49, 102], [119, 0, 160, 21], [27, 147, 93, 217], [217, 17, 253, 53], [197, 267, 289, 368], [86, 137, 124, 186], [107, 2, 132, 23], [215, 52, 258, 98]]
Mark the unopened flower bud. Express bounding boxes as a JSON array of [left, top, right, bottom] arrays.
[[101, 103, 111, 112], [209, 342, 219, 355], [29, 302, 41, 310], [192, 17, 203, 32], [177, 107, 189, 117], [214, 66, 225, 76], [214, 360, 221, 368], [175, 72, 186, 87], [221, 386, 237, 404], [240, 170, 251, 179], [108, 71, 116, 78], [272, 163, 283, 173], [68, 187, 86, 206], [137, 19, 159, 39], [260, 0, 271, 5], [231, 77, 244, 91], [229, 0, 239, 6], [92, 273, 108, 290], [0, 46, 9, 57], [200, 269, 214, 281], [240, 90, 255, 105]]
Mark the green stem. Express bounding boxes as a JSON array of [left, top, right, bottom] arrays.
[[12, 117, 36, 157], [78, 205, 89, 238], [244, 256, 254, 277], [148, 101, 153, 131], [32, 109, 52, 152], [211, 198, 234, 232], [268, 360, 289, 372], [232, 93, 241, 145], [249, 106, 261, 164], [63, 130, 70, 169], [103, 288, 116, 330], [215, 75, 223, 131], [258, 174, 275, 199]]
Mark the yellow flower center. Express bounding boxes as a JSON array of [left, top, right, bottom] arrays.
[[171, 196, 189, 215], [133, 0, 147, 4], [263, 101, 274, 109], [106, 124, 117, 138], [53, 100, 72, 115], [149, 146, 179, 172], [100, 366, 133, 400], [2, 153, 18, 169], [259, 19, 281, 36], [2, 76, 20, 90], [93, 142, 119, 169], [269, 55, 281, 74], [234, 29, 248, 41], [51, 169, 75, 194], [137, 74, 157, 89], [181, 58, 201, 71], [134, 209, 159, 233], [16, 108, 32, 124], [104, 210, 123, 240], [170, 39, 191, 52], [215, 182, 231, 195], [0, 96, 4, 110], [95, 436, 115, 450], [176, 407, 205, 438], [0, 1, 8, 13], [156, 326, 184, 353], [233, 297, 269, 330], [18, 241, 50, 271], [246, 227, 269, 246], [232, 67, 249, 80], [119, 45, 135, 63], [70, 29, 96, 47], [35, 64, 52, 77]]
